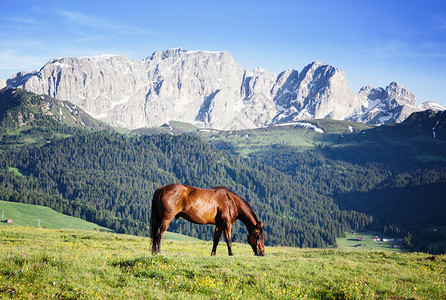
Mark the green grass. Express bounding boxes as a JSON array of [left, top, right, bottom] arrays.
[[169, 121, 199, 134], [196, 120, 374, 157], [310, 119, 373, 134], [0, 200, 110, 231], [132, 121, 199, 136], [0, 200, 196, 242], [197, 126, 327, 157], [7, 167, 29, 177], [1, 226, 445, 299], [336, 231, 407, 253]]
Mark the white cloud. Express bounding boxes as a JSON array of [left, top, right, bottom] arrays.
[[58, 10, 161, 36]]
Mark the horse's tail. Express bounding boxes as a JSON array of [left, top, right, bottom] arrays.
[[150, 187, 162, 253]]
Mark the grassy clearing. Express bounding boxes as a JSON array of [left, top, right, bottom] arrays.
[[198, 126, 329, 157], [196, 120, 374, 157], [0, 200, 110, 231], [7, 167, 30, 177], [1, 226, 445, 299], [336, 231, 406, 253]]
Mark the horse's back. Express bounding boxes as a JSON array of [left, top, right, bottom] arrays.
[[157, 184, 236, 225], [160, 184, 227, 199]]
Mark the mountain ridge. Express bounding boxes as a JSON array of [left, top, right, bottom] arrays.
[[7, 49, 445, 130]]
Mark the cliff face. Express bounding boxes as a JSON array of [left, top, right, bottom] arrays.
[[7, 49, 445, 130]]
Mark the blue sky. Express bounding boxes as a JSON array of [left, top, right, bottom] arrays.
[[1, 0, 446, 106]]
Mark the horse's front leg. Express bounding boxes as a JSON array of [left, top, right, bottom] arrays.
[[223, 221, 233, 256], [211, 226, 223, 256]]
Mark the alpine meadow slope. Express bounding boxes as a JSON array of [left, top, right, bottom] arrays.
[[7, 49, 445, 130]]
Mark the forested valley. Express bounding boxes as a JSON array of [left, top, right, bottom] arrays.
[[1, 88, 446, 252], [251, 144, 446, 252], [0, 130, 375, 247]]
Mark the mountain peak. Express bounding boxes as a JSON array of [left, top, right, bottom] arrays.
[[359, 85, 373, 94], [299, 61, 340, 80], [386, 81, 416, 106], [251, 66, 270, 75], [6, 49, 445, 130], [146, 48, 230, 62], [308, 60, 327, 67], [146, 48, 187, 61], [388, 81, 401, 87]]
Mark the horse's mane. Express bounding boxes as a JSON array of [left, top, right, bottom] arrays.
[[239, 196, 259, 223]]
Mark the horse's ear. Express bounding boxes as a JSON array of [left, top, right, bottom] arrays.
[[256, 222, 263, 229]]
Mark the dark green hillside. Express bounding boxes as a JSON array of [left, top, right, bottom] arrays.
[[0, 88, 114, 131], [402, 109, 446, 141], [0, 88, 114, 152], [0, 130, 372, 247], [249, 111, 446, 252], [339, 112, 446, 158]]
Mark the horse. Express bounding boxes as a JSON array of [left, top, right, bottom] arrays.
[[150, 183, 265, 256]]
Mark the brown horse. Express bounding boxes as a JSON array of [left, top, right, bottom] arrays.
[[150, 183, 265, 256]]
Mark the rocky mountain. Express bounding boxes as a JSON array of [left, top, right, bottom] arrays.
[[355, 83, 444, 124], [7, 49, 445, 130], [0, 79, 6, 89]]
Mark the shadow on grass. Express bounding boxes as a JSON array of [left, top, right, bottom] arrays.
[[110, 255, 173, 280]]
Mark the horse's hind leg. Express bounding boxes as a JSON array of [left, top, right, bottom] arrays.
[[154, 218, 173, 254], [211, 226, 223, 256], [152, 226, 162, 254], [223, 221, 233, 256]]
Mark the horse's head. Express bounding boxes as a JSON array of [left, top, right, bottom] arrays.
[[248, 221, 265, 256]]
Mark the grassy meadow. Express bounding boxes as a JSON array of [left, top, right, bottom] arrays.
[[196, 120, 373, 157], [336, 231, 406, 253], [1, 225, 445, 299], [0, 200, 110, 231]]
